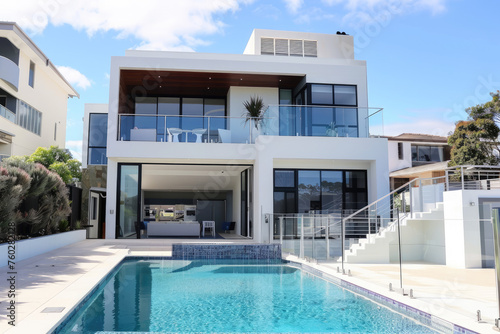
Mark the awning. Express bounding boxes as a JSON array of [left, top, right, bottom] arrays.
[[390, 161, 449, 178]]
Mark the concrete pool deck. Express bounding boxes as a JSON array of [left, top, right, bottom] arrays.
[[0, 239, 497, 333]]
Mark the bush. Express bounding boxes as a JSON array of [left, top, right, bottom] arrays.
[[0, 159, 71, 238]]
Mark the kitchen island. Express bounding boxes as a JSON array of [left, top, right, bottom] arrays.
[[147, 221, 200, 237]]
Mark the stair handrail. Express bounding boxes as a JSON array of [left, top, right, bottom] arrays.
[[341, 175, 447, 227]]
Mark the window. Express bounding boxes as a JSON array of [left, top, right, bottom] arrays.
[[334, 85, 356, 106], [29, 61, 35, 88], [88, 113, 108, 165], [273, 169, 368, 214], [411, 145, 443, 162], [398, 142, 404, 160], [311, 84, 333, 105], [17, 100, 41, 135], [54, 122, 57, 141]]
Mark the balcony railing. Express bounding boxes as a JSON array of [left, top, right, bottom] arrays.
[[0, 104, 16, 123], [261, 105, 383, 138], [118, 114, 259, 143], [117, 105, 384, 143]]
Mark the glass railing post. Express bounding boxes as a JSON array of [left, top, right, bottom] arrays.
[[163, 116, 167, 142], [299, 214, 304, 259], [207, 116, 211, 143], [279, 216, 284, 245], [312, 215, 315, 259], [326, 216, 330, 260], [341, 213, 345, 273]]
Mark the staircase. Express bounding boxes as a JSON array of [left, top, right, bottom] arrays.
[[343, 202, 445, 264]]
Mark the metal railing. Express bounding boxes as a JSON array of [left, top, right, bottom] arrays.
[[446, 165, 500, 190], [0, 104, 16, 123]]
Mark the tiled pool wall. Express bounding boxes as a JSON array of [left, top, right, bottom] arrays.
[[171, 243, 282, 259], [289, 261, 479, 334]]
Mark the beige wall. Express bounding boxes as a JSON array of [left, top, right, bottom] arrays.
[[0, 29, 74, 157]]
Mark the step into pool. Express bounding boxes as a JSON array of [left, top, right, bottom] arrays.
[[55, 259, 437, 333]]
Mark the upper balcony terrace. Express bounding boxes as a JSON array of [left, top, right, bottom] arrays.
[[117, 105, 384, 144]]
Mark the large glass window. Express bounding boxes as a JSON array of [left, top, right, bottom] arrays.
[[311, 84, 333, 105], [298, 171, 321, 213], [412, 145, 442, 162], [118, 165, 140, 238], [275, 170, 295, 188], [321, 171, 343, 212], [334, 85, 356, 106], [273, 169, 367, 214], [88, 113, 108, 165]]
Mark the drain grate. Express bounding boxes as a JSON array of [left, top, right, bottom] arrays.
[[42, 307, 65, 313]]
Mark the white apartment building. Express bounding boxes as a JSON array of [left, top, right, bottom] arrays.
[[85, 29, 389, 241], [0, 22, 78, 159]]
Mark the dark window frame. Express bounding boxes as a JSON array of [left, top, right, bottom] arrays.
[[273, 168, 368, 214], [28, 61, 35, 88], [88, 113, 108, 165], [398, 142, 404, 160]]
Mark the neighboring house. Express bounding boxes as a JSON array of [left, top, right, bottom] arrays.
[[386, 133, 450, 190], [84, 29, 389, 241], [81, 103, 108, 238], [0, 22, 79, 160]]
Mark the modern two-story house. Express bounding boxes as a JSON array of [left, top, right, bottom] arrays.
[[84, 29, 389, 241], [0, 22, 79, 160]]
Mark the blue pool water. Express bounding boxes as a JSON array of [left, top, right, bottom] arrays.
[[58, 259, 437, 333]]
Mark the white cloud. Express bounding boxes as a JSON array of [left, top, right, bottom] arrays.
[[283, 0, 303, 14], [65, 140, 83, 162], [0, 0, 252, 51], [57, 66, 91, 90], [320, 0, 447, 26]]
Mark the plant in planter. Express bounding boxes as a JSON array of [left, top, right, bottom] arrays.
[[243, 96, 266, 130], [326, 122, 338, 137]]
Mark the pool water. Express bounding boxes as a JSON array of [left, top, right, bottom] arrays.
[[59, 259, 437, 333]]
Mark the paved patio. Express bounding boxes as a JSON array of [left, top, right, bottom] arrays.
[[0, 239, 498, 333]]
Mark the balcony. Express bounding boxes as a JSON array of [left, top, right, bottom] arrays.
[[117, 105, 383, 143], [0, 55, 20, 89], [261, 105, 383, 138], [0, 104, 16, 123]]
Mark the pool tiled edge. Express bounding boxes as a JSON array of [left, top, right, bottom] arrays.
[[172, 243, 282, 259], [288, 260, 480, 334]]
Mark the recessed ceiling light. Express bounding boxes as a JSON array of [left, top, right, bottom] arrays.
[[209, 77, 211, 80]]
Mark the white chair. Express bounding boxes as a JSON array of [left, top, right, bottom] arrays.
[[192, 128, 207, 143], [217, 129, 231, 143], [167, 128, 182, 142], [202, 221, 215, 237]]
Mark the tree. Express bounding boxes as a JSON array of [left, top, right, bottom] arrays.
[[27, 146, 81, 183], [448, 93, 500, 166]]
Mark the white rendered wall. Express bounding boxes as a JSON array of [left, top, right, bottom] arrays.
[[0, 230, 86, 267], [388, 141, 412, 172], [227, 86, 278, 143], [443, 189, 500, 268], [243, 29, 355, 60]]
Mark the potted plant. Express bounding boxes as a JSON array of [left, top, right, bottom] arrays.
[[326, 122, 338, 137], [243, 96, 266, 130]]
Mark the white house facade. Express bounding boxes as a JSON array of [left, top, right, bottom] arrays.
[[95, 29, 389, 241], [0, 22, 78, 159]]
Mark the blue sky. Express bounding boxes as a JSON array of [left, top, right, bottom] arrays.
[[2, 0, 499, 161]]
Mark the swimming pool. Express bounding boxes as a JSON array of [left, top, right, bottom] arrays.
[[56, 259, 437, 333]]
